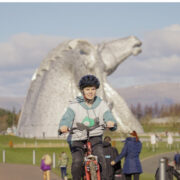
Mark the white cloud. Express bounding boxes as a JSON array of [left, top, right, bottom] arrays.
[[140, 24, 180, 58], [122, 54, 180, 75], [0, 33, 68, 69]]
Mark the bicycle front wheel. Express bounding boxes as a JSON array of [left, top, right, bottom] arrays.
[[89, 161, 97, 180]]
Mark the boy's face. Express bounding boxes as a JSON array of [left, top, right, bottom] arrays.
[[83, 86, 96, 100]]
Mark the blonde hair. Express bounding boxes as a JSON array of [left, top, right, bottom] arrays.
[[42, 154, 52, 165]]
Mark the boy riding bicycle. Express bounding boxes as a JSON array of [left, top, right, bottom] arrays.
[[59, 75, 117, 180]]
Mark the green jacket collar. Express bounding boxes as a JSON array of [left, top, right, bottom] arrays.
[[76, 96, 102, 110]]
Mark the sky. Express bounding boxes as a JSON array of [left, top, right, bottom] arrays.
[[1, 2, 180, 97]]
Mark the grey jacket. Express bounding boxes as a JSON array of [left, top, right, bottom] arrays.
[[59, 96, 117, 141]]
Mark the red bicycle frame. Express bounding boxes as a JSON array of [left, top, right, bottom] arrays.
[[59, 122, 104, 180], [84, 140, 101, 180]]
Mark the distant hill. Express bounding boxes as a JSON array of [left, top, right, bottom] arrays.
[[1, 82, 180, 111], [117, 82, 180, 106]]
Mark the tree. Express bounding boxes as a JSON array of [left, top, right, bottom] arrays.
[[136, 102, 143, 120], [6, 112, 13, 127]]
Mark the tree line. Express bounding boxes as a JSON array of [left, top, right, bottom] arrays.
[[130, 103, 180, 121], [0, 108, 20, 132]]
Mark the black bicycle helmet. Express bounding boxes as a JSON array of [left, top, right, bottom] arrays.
[[79, 75, 100, 90]]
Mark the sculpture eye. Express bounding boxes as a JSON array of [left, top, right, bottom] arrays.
[[79, 49, 88, 55]]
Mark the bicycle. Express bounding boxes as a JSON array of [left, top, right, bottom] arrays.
[[59, 121, 105, 180]]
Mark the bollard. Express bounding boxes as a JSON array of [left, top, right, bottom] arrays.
[[53, 152, 56, 168], [159, 158, 166, 180], [3, 150, 5, 163], [33, 150, 36, 165]]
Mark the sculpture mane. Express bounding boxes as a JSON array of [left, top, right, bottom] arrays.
[[17, 36, 143, 138]]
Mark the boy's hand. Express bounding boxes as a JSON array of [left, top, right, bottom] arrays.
[[59, 126, 68, 133], [111, 161, 116, 166], [106, 121, 114, 128]]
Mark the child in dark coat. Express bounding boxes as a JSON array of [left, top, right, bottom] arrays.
[[103, 136, 123, 180]]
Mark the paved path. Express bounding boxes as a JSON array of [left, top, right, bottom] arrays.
[[141, 151, 176, 174], [0, 163, 61, 180], [0, 152, 176, 179]]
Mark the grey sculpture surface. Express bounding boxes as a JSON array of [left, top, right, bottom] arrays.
[[17, 36, 143, 138]]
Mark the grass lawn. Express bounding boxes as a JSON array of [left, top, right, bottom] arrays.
[[0, 134, 179, 180], [142, 122, 180, 133], [141, 173, 154, 180]]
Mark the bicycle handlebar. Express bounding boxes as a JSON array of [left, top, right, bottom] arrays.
[[58, 122, 107, 135]]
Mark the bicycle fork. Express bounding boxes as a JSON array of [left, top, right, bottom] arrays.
[[84, 141, 101, 180]]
